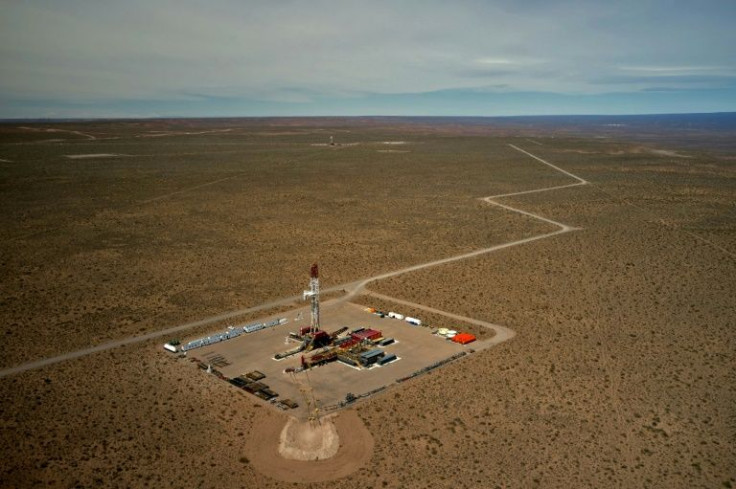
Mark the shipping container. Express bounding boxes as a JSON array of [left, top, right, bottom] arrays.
[[360, 349, 385, 360], [378, 354, 397, 365], [360, 349, 385, 366], [351, 329, 383, 342], [229, 378, 248, 388], [245, 370, 266, 381], [244, 382, 267, 393], [452, 333, 476, 345], [259, 388, 278, 400], [244, 323, 265, 333]]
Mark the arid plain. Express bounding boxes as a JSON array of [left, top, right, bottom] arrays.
[[0, 118, 734, 488]]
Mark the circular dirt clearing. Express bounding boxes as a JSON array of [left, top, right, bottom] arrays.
[[246, 409, 374, 482], [279, 416, 340, 460]]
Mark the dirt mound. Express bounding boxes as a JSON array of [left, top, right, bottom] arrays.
[[247, 409, 374, 483], [278, 416, 340, 461]]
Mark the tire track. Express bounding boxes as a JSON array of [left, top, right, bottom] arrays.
[[343, 144, 588, 340]]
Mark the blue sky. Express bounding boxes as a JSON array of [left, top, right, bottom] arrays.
[[1, 0, 735, 118]]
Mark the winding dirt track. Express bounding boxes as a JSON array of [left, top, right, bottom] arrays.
[[246, 144, 589, 481], [343, 144, 588, 298], [0, 145, 587, 379]]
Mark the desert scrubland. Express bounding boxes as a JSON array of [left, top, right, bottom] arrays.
[[0, 119, 733, 488]]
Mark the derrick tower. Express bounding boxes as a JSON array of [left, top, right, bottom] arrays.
[[303, 263, 320, 333]]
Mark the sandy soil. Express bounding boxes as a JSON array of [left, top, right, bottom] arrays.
[[64, 153, 123, 159], [247, 410, 373, 483], [646, 148, 692, 158], [279, 417, 340, 461], [1, 125, 557, 367], [1, 119, 734, 488]]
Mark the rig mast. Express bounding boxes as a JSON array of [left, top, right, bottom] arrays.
[[303, 263, 320, 334]]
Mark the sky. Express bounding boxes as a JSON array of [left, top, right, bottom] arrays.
[[1, 0, 735, 118]]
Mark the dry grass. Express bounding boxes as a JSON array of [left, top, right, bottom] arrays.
[[1, 119, 734, 488], [1, 124, 552, 366]]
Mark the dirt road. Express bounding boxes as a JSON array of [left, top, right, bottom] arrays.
[[0, 145, 587, 378]]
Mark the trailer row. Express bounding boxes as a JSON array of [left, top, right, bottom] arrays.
[[173, 317, 288, 352], [366, 308, 422, 326]]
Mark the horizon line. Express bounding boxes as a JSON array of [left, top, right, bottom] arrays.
[[1, 111, 735, 123]]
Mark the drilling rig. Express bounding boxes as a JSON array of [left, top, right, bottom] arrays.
[[274, 262, 385, 369], [303, 263, 320, 334], [273, 263, 323, 360]]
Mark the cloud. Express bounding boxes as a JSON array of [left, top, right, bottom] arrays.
[[1, 0, 735, 116], [592, 72, 736, 91], [619, 66, 731, 74], [639, 87, 701, 92]]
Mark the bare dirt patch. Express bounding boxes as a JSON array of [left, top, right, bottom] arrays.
[[247, 409, 373, 483], [646, 148, 692, 158], [64, 153, 123, 159], [186, 301, 473, 419], [278, 416, 340, 460]]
